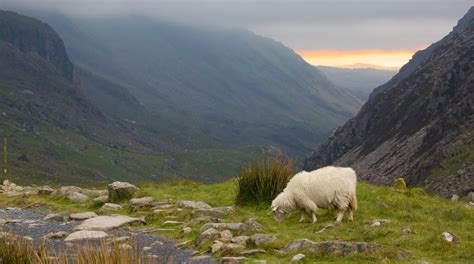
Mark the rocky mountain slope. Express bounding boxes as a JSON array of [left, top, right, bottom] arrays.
[[21, 12, 362, 156], [370, 6, 474, 98], [317, 66, 396, 100], [305, 9, 474, 197]]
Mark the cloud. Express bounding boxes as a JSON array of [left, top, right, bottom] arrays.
[[1, 0, 472, 51]]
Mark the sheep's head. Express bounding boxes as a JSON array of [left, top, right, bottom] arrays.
[[271, 205, 285, 222]]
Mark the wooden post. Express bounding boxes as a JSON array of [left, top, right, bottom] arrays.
[[3, 137, 7, 181]]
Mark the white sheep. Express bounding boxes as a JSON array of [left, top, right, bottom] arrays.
[[271, 166, 357, 223]]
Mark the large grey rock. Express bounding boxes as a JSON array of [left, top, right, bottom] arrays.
[[194, 206, 234, 217], [69, 212, 98, 220], [249, 233, 277, 246], [64, 230, 108, 241], [178, 200, 211, 210], [130, 197, 156, 208], [108, 182, 138, 202], [279, 239, 381, 256], [67, 192, 89, 203], [74, 215, 146, 231], [196, 228, 220, 245]]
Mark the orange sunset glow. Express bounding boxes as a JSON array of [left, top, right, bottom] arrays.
[[297, 49, 421, 70]]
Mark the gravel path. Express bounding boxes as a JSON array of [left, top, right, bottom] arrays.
[[0, 207, 213, 264]]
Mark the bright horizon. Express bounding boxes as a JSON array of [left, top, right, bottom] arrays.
[[297, 49, 423, 70]]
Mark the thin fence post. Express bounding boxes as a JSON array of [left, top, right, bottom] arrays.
[[3, 137, 7, 181]]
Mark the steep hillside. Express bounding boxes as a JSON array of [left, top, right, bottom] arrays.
[[370, 6, 474, 98], [305, 10, 474, 197], [26, 13, 362, 156], [317, 66, 396, 100]]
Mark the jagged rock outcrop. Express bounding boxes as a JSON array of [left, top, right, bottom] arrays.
[[305, 8, 474, 197]]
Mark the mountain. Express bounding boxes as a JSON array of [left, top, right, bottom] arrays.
[[370, 7, 474, 98], [338, 63, 399, 71], [304, 8, 474, 197], [22, 12, 362, 156], [317, 66, 397, 100]]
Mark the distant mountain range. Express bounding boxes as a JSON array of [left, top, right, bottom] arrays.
[[336, 63, 400, 71], [0, 10, 362, 184], [317, 66, 396, 100], [305, 7, 474, 197]]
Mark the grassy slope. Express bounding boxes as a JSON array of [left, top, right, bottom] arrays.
[[1, 180, 472, 263]]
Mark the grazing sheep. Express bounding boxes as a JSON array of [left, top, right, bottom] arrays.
[[271, 166, 357, 223]]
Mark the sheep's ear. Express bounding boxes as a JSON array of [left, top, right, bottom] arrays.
[[271, 206, 278, 212]]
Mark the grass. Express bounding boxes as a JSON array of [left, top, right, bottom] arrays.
[[235, 158, 294, 205], [0, 180, 473, 263]]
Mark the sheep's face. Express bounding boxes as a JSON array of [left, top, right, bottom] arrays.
[[272, 206, 285, 222]]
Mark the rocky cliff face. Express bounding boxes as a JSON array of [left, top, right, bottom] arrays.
[[0, 10, 73, 80], [370, 7, 474, 98], [304, 12, 474, 197]]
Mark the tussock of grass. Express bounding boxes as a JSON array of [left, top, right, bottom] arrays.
[[235, 158, 294, 205]]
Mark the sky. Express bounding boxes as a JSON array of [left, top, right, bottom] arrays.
[[2, 0, 472, 69]]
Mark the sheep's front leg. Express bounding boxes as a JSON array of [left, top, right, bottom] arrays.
[[296, 198, 318, 224], [348, 209, 354, 222], [336, 209, 345, 222], [311, 212, 317, 223]]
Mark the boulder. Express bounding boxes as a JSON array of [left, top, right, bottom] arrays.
[[64, 230, 108, 241], [279, 239, 381, 256], [93, 195, 109, 203], [74, 215, 146, 231], [37, 187, 55, 196], [196, 228, 220, 245], [69, 212, 98, 220], [101, 203, 123, 211], [44, 213, 64, 222], [178, 200, 211, 210], [291, 253, 306, 262], [108, 182, 138, 202], [221, 257, 248, 264], [231, 236, 250, 246], [67, 192, 89, 203], [249, 233, 277, 246], [130, 197, 156, 208]]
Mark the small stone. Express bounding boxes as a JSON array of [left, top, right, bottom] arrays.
[[176, 240, 192, 247], [249, 233, 276, 246], [68, 192, 89, 203], [401, 227, 412, 234], [69, 212, 98, 220], [101, 203, 123, 211], [451, 194, 459, 202], [150, 240, 164, 247], [221, 256, 248, 263], [178, 200, 211, 210], [370, 219, 389, 227], [152, 204, 175, 210], [466, 192, 474, 203], [200, 223, 244, 233], [142, 246, 152, 252], [464, 202, 474, 209], [441, 232, 454, 242], [243, 219, 264, 231], [38, 187, 55, 196], [220, 230, 233, 242], [197, 228, 220, 245], [22, 236, 33, 241], [44, 213, 64, 222], [182, 227, 192, 234], [211, 240, 224, 253], [65, 242, 74, 248], [231, 236, 250, 246], [111, 236, 129, 243], [221, 243, 246, 255], [64, 231, 108, 241], [240, 249, 266, 256], [130, 197, 156, 208], [291, 253, 306, 262], [163, 220, 184, 225], [44, 231, 68, 239]]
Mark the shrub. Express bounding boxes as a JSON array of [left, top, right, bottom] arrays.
[[235, 157, 294, 205]]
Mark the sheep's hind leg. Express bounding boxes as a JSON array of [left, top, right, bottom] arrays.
[[311, 212, 317, 223], [348, 209, 353, 222], [298, 212, 306, 223], [335, 209, 345, 222]]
